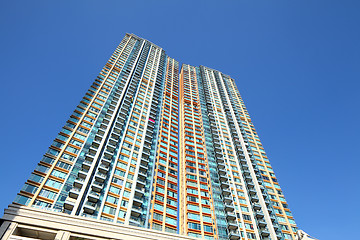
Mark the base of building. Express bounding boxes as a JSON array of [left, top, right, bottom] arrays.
[[0, 204, 197, 240]]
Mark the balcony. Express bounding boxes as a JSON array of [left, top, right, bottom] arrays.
[[140, 157, 149, 166], [252, 203, 261, 210], [226, 211, 236, 220], [83, 201, 96, 214], [142, 150, 150, 159], [255, 211, 264, 219], [88, 191, 100, 202], [228, 230, 241, 240], [64, 198, 75, 210], [250, 195, 259, 203], [131, 205, 142, 217], [78, 169, 88, 179], [108, 138, 116, 147], [239, 157, 247, 164], [220, 181, 230, 189], [260, 228, 270, 237], [218, 167, 226, 175], [103, 150, 114, 159], [99, 164, 110, 173], [143, 143, 151, 152], [137, 171, 147, 180], [137, 178, 146, 187], [224, 202, 235, 212], [139, 164, 148, 171], [69, 187, 81, 199], [227, 220, 238, 230], [213, 141, 221, 148], [82, 160, 92, 170], [145, 132, 152, 141], [92, 181, 104, 192], [247, 181, 255, 188], [135, 186, 145, 197], [244, 175, 252, 182], [258, 219, 267, 227], [129, 216, 141, 226], [215, 151, 222, 158], [95, 172, 107, 182], [101, 157, 111, 165], [74, 177, 85, 188], [223, 196, 233, 204], [222, 188, 231, 196], [248, 187, 257, 195], [133, 194, 143, 207], [216, 157, 225, 163], [88, 147, 98, 156], [217, 162, 226, 170], [219, 173, 228, 181], [243, 169, 251, 176], [85, 154, 95, 162]]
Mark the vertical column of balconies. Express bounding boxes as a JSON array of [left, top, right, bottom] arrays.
[[198, 67, 241, 240], [92, 42, 157, 225], [60, 35, 138, 213], [62, 38, 148, 217], [222, 77, 297, 239], [218, 74, 287, 240], [142, 51, 167, 228], [148, 58, 179, 233], [196, 67, 229, 240], [210, 71, 268, 239], [124, 47, 166, 227], [179, 65, 218, 240]]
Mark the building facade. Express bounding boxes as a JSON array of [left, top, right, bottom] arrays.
[[3, 33, 298, 240]]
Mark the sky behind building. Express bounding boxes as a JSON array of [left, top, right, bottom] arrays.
[[0, 1, 359, 240]]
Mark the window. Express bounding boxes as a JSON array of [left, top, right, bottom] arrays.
[[121, 200, 128, 207], [166, 216, 177, 225], [35, 164, 50, 174], [188, 213, 200, 220], [153, 212, 163, 221], [154, 203, 164, 211], [39, 189, 57, 200], [188, 204, 199, 211], [45, 179, 62, 189], [204, 225, 213, 233], [109, 186, 121, 195], [28, 173, 44, 183], [203, 216, 212, 223], [118, 210, 126, 218], [103, 205, 116, 215], [166, 207, 177, 215], [188, 222, 201, 230], [106, 195, 118, 205], [51, 170, 67, 179], [21, 184, 38, 194], [14, 194, 30, 205], [56, 161, 72, 170]]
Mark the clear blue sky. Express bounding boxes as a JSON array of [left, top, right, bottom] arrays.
[[1, 1, 359, 239]]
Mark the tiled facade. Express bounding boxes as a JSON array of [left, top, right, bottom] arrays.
[[9, 33, 297, 240]]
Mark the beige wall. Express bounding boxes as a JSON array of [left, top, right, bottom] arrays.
[[0, 205, 198, 240]]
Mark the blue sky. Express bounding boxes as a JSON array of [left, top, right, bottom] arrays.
[[1, 1, 359, 239]]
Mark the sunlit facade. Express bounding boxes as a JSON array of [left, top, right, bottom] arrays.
[[7, 33, 298, 240]]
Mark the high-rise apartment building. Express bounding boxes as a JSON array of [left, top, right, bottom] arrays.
[[1, 34, 298, 240]]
